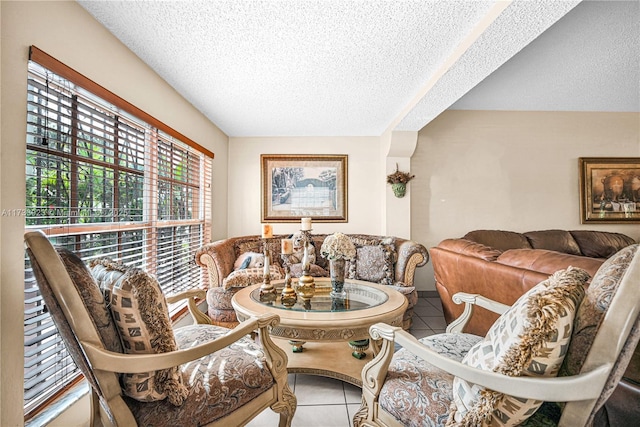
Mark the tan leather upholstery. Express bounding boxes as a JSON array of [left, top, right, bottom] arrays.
[[432, 229, 635, 335]]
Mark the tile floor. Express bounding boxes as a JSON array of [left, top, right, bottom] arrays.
[[247, 294, 447, 427]]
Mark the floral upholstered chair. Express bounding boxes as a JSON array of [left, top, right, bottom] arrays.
[[355, 244, 640, 427], [25, 230, 296, 427]]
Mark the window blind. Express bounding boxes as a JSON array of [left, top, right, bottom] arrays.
[[24, 51, 213, 417]]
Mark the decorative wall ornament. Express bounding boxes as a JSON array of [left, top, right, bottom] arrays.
[[386, 164, 415, 198]]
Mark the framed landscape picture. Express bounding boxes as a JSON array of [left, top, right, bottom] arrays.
[[579, 157, 640, 223], [261, 154, 348, 223]]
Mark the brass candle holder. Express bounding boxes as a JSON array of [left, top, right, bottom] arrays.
[[280, 262, 297, 308], [296, 241, 316, 301], [259, 238, 277, 298]]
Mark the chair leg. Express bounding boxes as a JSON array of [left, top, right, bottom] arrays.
[[257, 315, 297, 427], [273, 385, 297, 427], [354, 328, 397, 427], [89, 389, 101, 427]]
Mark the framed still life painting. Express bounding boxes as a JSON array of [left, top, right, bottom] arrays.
[[579, 157, 640, 223]]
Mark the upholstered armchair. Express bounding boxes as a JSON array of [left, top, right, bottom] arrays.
[[355, 244, 640, 427], [24, 230, 296, 427]]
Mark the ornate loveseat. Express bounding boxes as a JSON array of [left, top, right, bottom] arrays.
[[195, 233, 429, 330]]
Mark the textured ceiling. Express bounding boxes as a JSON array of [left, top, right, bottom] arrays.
[[449, 0, 640, 113], [77, 0, 639, 137]]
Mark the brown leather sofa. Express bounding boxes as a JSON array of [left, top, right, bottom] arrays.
[[431, 229, 638, 426]]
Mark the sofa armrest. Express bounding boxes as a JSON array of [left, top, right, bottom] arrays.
[[166, 289, 212, 325], [436, 238, 502, 261], [194, 239, 238, 288], [446, 292, 511, 333], [394, 239, 429, 286]]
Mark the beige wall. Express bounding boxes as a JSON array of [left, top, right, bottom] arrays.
[[228, 136, 386, 237], [1, 2, 228, 425], [412, 110, 640, 291]]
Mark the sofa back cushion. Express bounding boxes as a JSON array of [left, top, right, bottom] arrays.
[[497, 249, 604, 278], [463, 230, 531, 252], [222, 265, 284, 289], [524, 230, 581, 255], [311, 235, 330, 269], [234, 236, 286, 268], [437, 238, 503, 261], [569, 230, 636, 258]]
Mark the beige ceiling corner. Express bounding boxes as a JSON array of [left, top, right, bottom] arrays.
[[393, 0, 581, 132]]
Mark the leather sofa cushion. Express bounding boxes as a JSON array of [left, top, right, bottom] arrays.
[[463, 230, 531, 251], [497, 249, 603, 278], [570, 230, 636, 258], [524, 230, 581, 255], [436, 238, 502, 261]]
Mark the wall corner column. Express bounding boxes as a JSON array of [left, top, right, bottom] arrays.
[[383, 131, 418, 239]]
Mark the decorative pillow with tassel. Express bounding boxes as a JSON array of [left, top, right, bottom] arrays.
[[447, 266, 590, 427], [91, 259, 189, 406]]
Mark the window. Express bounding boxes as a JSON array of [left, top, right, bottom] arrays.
[[23, 47, 213, 417]]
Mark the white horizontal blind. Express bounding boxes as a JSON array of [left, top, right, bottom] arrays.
[[24, 59, 212, 416]]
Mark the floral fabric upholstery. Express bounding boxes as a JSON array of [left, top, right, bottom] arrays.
[[560, 244, 640, 422], [58, 250, 123, 354], [206, 286, 244, 328], [561, 245, 638, 377], [236, 239, 286, 268], [379, 333, 482, 427], [222, 265, 284, 290], [207, 265, 283, 328], [346, 236, 396, 286], [199, 233, 429, 330], [388, 284, 418, 330], [124, 324, 275, 426], [289, 263, 328, 278]]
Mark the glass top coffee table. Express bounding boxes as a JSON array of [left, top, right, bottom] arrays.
[[232, 277, 407, 386]]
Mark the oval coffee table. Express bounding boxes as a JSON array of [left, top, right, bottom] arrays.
[[232, 278, 407, 386]]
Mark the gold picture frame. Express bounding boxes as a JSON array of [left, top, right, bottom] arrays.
[[579, 157, 640, 223], [261, 154, 348, 223]]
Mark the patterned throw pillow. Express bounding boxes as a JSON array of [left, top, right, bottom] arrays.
[[347, 238, 396, 286], [222, 265, 284, 290], [448, 267, 590, 427], [90, 259, 188, 406]]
